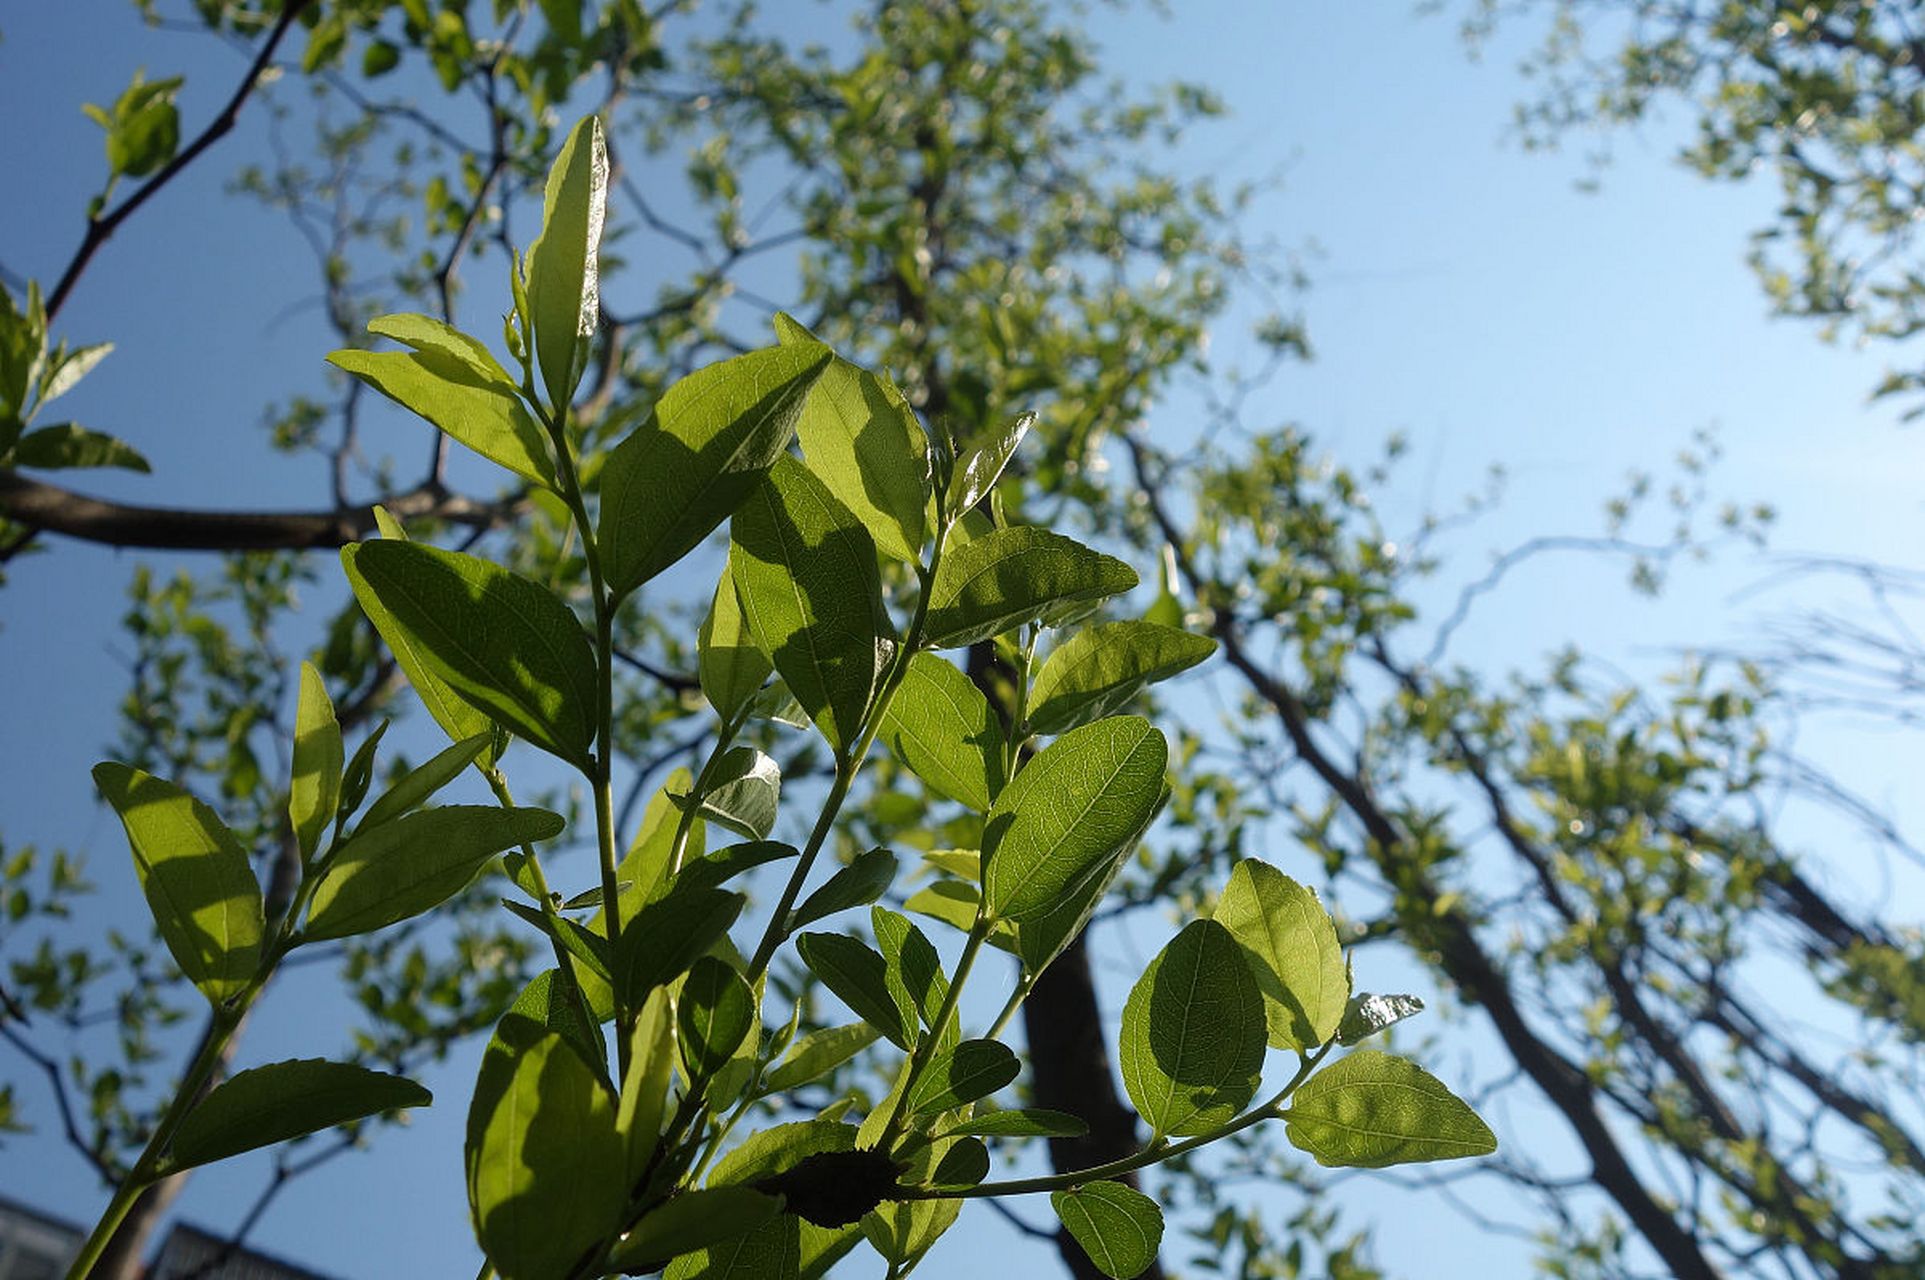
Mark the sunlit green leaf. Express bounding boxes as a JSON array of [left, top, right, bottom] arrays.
[[776, 313, 931, 563], [1284, 1050, 1497, 1168], [879, 653, 1004, 811], [601, 343, 833, 597], [289, 662, 342, 860], [909, 1039, 1019, 1115], [683, 747, 781, 841], [306, 805, 563, 941], [92, 763, 263, 1005], [525, 115, 608, 412], [1214, 859, 1347, 1051], [700, 573, 773, 722], [357, 732, 492, 832], [924, 526, 1136, 649], [1338, 993, 1425, 1046], [342, 540, 597, 769], [947, 412, 1034, 519], [936, 1108, 1089, 1139], [327, 344, 554, 490], [10, 423, 150, 472], [791, 847, 898, 931], [760, 1023, 881, 1096], [620, 882, 745, 1000], [608, 1186, 785, 1273], [1050, 1181, 1163, 1280], [1027, 621, 1216, 736], [982, 715, 1166, 922], [468, 1018, 625, 1280]]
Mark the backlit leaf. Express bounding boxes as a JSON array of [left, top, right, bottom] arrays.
[[1119, 919, 1265, 1138], [924, 526, 1136, 649], [700, 574, 773, 722], [776, 313, 931, 563], [525, 115, 608, 412], [11, 423, 150, 472], [1214, 860, 1347, 1051], [357, 732, 492, 832], [730, 455, 893, 754], [982, 716, 1166, 922], [908, 1039, 1019, 1115], [947, 412, 1034, 519], [684, 747, 780, 841], [93, 763, 264, 1005], [1284, 1050, 1497, 1168], [289, 662, 342, 859], [791, 847, 898, 931], [1338, 993, 1425, 1046], [1050, 1182, 1163, 1280], [600, 343, 833, 596], [795, 932, 913, 1050], [679, 955, 755, 1080], [1027, 621, 1216, 736], [305, 805, 563, 941], [879, 653, 1004, 811], [171, 1060, 429, 1171], [343, 540, 597, 769], [327, 347, 554, 489]]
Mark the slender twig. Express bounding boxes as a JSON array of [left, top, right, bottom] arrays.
[[46, 0, 315, 321]]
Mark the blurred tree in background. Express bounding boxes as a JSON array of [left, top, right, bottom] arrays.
[[3, 1, 1923, 1277]]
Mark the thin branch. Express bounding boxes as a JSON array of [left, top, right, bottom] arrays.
[[45, 0, 316, 321]]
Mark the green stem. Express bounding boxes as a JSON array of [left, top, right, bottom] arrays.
[[64, 1005, 242, 1280], [745, 519, 953, 980], [894, 1042, 1337, 1201], [482, 767, 603, 1067], [541, 405, 627, 1073], [878, 914, 992, 1148], [985, 971, 1034, 1041], [667, 708, 746, 878]]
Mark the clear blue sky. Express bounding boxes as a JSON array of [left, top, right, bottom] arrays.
[[3, 3, 1922, 1278]]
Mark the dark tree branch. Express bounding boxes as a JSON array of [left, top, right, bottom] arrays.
[[0, 472, 526, 553]]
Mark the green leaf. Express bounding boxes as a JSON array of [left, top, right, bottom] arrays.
[[503, 968, 609, 1088], [468, 1019, 625, 1280], [362, 38, 401, 76], [909, 1039, 1019, 1115], [621, 883, 745, 998], [700, 574, 773, 721], [683, 747, 780, 841], [92, 764, 263, 1005], [10, 424, 150, 472], [306, 805, 564, 941], [600, 342, 833, 597], [879, 653, 1005, 811], [1119, 919, 1266, 1139], [947, 412, 1034, 519], [1050, 1182, 1163, 1280], [357, 732, 492, 832], [1027, 621, 1216, 736], [925, 1137, 988, 1190], [936, 1108, 1088, 1139], [924, 526, 1137, 649], [982, 716, 1166, 923], [904, 880, 984, 938], [679, 955, 756, 1080], [1010, 828, 1134, 976], [871, 906, 949, 1035], [1214, 860, 1347, 1051], [289, 662, 343, 860], [679, 840, 798, 894], [1284, 1050, 1497, 1168], [98, 72, 182, 179], [1338, 993, 1425, 1046], [170, 1060, 429, 1172], [602, 770, 704, 919], [337, 720, 389, 820], [618, 987, 674, 1178], [760, 1023, 881, 1096], [795, 932, 913, 1050], [342, 540, 597, 769], [37, 341, 113, 408], [730, 454, 894, 754], [776, 313, 931, 563], [525, 115, 608, 412], [790, 847, 898, 931], [327, 345, 555, 490], [608, 1187, 785, 1273]]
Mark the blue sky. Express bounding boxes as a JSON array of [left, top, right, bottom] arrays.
[[4, 3, 1923, 1278]]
